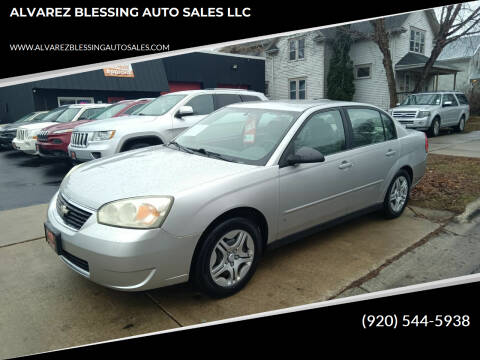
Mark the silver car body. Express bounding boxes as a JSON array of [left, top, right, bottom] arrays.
[[68, 89, 268, 162], [46, 100, 427, 291], [390, 91, 469, 130]]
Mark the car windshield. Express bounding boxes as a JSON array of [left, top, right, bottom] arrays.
[[90, 102, 131, 120], [127, 102, 150, 115], [54, 108, 81, 123], [401, 94, 442, 106], [14, 112, 36, 123], [32, 112, 48, 121], [173, 107, 300, 166], [38, 107, 68, 122], [136, 95, 186, 116]]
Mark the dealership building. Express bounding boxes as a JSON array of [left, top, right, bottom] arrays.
[[0, 51, 265, 123]]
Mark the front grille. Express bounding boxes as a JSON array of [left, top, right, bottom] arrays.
[[37, 130, 49, 142], [392, 111, 417, 119], [399, 120, 414, 125], [16, 128, 28, 140], [71, 132, 89, 148], [62, 250, 89, 272], [56, 194, 92, 230]]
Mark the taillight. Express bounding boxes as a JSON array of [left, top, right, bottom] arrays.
[[425, 133, 429, 153]]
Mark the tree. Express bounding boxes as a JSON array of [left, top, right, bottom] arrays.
[[414, 3, 480, 92], [327, 27, 355, 101]]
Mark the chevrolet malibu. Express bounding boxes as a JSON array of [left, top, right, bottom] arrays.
[[45, 100, 428, 297]]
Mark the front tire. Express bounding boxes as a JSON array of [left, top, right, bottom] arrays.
[[192, 217, 262, 298], [428, 117, 440, 137], [383, 170, 411, 219]]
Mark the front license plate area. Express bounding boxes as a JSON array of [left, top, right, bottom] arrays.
[[44, 223, 62, 255]]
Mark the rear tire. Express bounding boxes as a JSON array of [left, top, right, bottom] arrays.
[[192, 217, 262, 298], [428, 117, 440, 137], [454, 116, 465, 133], [383, 169, 411, 219]]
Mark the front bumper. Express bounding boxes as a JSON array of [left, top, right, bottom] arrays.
[[38, 142, 69, 159], [12, 138, 38, 155], [46, 192, 199, 291], [68, 142, 117, 162], [394, 116, 430, 130]]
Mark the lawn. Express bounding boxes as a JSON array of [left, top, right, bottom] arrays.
[[410, 153, 480, 214]]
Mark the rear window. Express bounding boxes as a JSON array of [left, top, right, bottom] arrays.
[[240, 95, 262, 102], [455, 93, 469, 105]]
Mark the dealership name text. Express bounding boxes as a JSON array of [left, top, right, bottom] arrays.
[[9, 7, 251, 18]]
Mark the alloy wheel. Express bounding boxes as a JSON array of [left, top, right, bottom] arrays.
[[209, 229, 255, 287], [389, 176, 408, 213]]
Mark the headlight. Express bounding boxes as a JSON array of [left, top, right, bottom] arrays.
[[53, 129, 73, 134], [97, 196, 174, 229], [92, 130, 115, 141], [417, 111, 430, 118]]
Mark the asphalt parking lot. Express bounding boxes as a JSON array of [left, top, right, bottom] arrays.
[[1, 134, 480, 358]]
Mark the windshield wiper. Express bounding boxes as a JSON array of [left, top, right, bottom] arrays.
[[167, 141, 194, 154], [187, 148, 235, 163]]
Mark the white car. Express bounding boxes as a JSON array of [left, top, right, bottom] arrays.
[[13, 103, 109, 155]]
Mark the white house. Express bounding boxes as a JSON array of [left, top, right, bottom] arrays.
[[221, 9, 459, 110]]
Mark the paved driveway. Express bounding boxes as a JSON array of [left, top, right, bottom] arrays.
[[429, 130, 480, 158]]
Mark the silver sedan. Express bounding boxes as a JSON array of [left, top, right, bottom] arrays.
[[45, 100, 428, 297]]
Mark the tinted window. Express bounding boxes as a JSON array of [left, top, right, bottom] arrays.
[[293, 110, 346, 156], [455, 93, 469, 105], [347, 108, 386, 147], [214, 94, 242, 109], [185, 94, 214, 115], [443, 94, 458, 106], [381, 113, 396, 140], [240, 95, 262, 102]]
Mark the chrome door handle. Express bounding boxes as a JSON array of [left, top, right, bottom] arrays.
[[338, 161, 352, 170], [385, 149, 396, 157]]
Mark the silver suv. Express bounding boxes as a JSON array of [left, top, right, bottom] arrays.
[[389, 91, 470, 137], [68, 89, 267, 162]]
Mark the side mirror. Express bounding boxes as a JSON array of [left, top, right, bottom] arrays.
[[286, 146, 325, 166], [177, 106, 194, 117], [443, 101, 453, 107]]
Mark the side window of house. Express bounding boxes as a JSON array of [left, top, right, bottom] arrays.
[[380, 113, 396, 141], [214, 94, 242, 110], [185, 94, 214, 115], [289, 79, 306, 99], [289, 38, 305, 60], [293, 110, 346, 156], [347, 108, 386, 147]]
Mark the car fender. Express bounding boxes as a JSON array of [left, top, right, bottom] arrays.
[[115, 132, 166, 152]]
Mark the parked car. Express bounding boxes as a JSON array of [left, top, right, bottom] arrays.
[[389, 91, 470, 137], [0, 111, 48, 149], [13, 103, 109, 155], [45, 100, 427, 297], [36, 99, 152, 160], [68, 89, 267, 162]]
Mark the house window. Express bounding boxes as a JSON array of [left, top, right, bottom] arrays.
[[354, 64, 372, 79], [289, 78, 306, 99], [410, 28, 426, 54], [289, 38, 305, 61]]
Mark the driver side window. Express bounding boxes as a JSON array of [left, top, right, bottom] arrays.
[[293, 110, 346, 156]]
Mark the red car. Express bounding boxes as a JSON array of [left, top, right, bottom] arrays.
[[36, 99, 152, 160]]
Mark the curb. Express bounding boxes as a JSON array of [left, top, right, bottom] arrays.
[[454, 197, 480, 223]]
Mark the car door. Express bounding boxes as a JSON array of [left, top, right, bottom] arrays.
[[171, 94, 214, 137], [442, 93, 460, 125], [342, 107, 400, 211], [277, 108, 356, 238]]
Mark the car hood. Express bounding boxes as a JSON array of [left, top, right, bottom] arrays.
[[74, 114, 158, 132], [60, 145, 257, 209], [17, 122, 58, 131], [43, 120, 93, 132], [391, 105, 438, 112]]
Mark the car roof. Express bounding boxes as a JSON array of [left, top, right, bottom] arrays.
[[68, 103, 110, 108], [225, 99, 381, 112], [163, 89, 264, 96]]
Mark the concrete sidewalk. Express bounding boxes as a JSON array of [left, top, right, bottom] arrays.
[[0, 203, 458, 358], [429, 130, 480, 158]]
